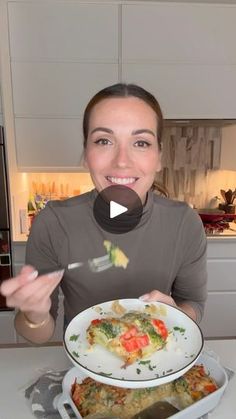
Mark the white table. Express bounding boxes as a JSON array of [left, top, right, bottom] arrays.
[[0, 340, 235, 419]]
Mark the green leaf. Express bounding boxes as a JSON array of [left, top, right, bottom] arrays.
[[69, 334, 80, 342], [72, 351, 79, 358], [139, 360, 151, 365], [173, 326, 186, 334]]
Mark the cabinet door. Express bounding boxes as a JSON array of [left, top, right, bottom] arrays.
[[200, 292, 236, 338], [15, 118, 84, 170], [207, 259, 236, 291], [0, 312, 16, 344], [122, 64, 236, 118], [122, 3, 236, 63], [12, 62, 118, 117], [219, 124, 236, 171], [12, 242, 26, 276], [8, 2, 118, 62], [122, 3, 236, 118]]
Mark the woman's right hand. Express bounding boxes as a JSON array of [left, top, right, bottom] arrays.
[[0, 265, 64, 323]]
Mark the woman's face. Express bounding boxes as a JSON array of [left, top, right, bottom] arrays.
[[84, 97, 162, 204]]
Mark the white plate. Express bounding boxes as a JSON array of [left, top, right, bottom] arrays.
[[58, 352, 228, 419], [63, 299, 203, 388]]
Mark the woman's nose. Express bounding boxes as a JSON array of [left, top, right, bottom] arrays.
[[113, 145, 132, 168]]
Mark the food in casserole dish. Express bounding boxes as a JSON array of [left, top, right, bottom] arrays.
[[175, 364, 218, 408], [71, 364, 218, 418], [86, 311, 168, 366]]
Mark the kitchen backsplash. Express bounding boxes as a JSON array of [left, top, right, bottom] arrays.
[[156, 125, 236, 209], [156, 125, 221, 208]]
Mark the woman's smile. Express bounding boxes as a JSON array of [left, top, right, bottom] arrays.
[[106, 176, 139, 187]]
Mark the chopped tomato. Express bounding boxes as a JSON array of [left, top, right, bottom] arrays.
[[91, 319, 102, 325], [121, 334, 149, 352], [121, 326, 137, 340], [198, 365, 206, 376], [204, 383, 217, 393], [122, 338, 139, 352], [136, 334, 149, 348], [152, 319, 168, 340]]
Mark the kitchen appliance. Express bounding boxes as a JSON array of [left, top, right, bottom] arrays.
[[0, 126, 13, 310]]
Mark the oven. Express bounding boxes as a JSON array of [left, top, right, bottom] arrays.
[[0, 125, 13, 310]]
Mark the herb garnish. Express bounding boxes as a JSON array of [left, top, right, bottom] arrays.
[[98, 322, 118, 339], [72, 351, 79, 358], [173, 326, 186, 334], [136, 368, 141, 374], [139, 360, 151, 365], [69, 334, 80, 342]]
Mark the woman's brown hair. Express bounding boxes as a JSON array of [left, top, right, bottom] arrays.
[[82, 83, 163, 150]]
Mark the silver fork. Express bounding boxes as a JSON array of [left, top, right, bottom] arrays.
[[40, 254, 112, 276], [88, 254, 113, 272], [68, 254, 112, 273]]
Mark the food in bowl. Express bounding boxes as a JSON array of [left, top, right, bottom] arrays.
[[71, 364, 218, 418], [86, 310, 168, 367]]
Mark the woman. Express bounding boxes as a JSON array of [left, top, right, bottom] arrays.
[[0, 84, 207, 344]]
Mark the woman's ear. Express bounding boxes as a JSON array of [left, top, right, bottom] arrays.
[[80, 151, 88, 169], [156, 151, 162, 173]]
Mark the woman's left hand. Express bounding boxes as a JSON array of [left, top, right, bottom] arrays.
[[139, 290, 197, 321], [139, 290, 177, 307]]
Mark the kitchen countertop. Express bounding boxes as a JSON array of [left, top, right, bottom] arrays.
[[0, 340, 235, 418]]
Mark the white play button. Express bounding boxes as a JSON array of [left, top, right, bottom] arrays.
[[93, 186, 143, 233], [110, 200, 128, 219]]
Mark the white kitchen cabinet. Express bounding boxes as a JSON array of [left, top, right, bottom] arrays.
[[2, 1, 236, 171], [12, 242, 26, 276], [12, 62, 118, 117], [122, 3, 236, 118], [122, 63, 236, 119], [0, 1, 119, 170], [219, 124, 236, 171], [0, 311, 16, 344], [15, 118, 84, 171], [200, 238, 236, 338], [8, 2, 118, 62], [122, 3, 236, 63]]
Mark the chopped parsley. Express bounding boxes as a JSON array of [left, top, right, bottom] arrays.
[[173, 326, 186, 334], [139, 360, 151, 365], [98, 322, 118, 339], [136, 368, 141, 375], [148, 364, 156, 371], [69, 334, 80, 342], [72, 351, 79, 358]]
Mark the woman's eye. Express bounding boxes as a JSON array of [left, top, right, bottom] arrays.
[[134, 140, 151, 148], [94, 138, 112, 145]]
